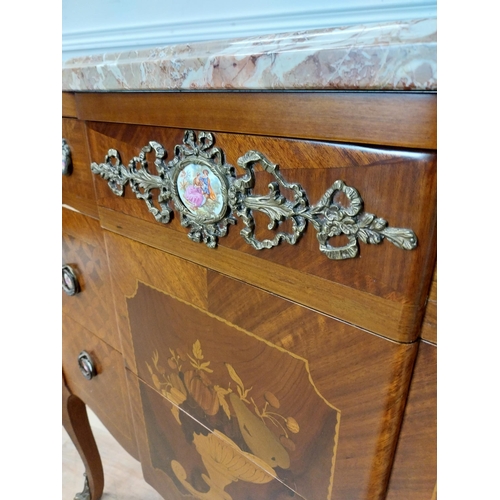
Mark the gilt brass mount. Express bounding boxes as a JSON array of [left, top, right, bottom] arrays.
[[74, 473, 90, 500], [91, 130, 417, 259]]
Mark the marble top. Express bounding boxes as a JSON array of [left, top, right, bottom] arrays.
[[62, 18, 436, 92]]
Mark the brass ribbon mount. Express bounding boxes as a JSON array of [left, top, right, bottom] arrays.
[[91, 130, 417, 260]]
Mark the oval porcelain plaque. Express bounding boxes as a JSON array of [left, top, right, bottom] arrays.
[[177, 162, 226, 221]]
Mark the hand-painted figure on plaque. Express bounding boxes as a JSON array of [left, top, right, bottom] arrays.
[[184, 183, 205, 208], [177, 163, 224, 219], [200, 169, 216, 200]]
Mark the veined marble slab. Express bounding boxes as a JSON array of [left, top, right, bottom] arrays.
[[62, 18, 436, 91]]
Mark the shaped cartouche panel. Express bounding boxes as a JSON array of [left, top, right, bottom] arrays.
[[127, 282, 340, 500]]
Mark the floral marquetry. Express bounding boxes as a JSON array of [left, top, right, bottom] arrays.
[[128, 283, 341, 500]]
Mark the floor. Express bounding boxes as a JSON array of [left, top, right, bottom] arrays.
[[62, 408, 162, 499]]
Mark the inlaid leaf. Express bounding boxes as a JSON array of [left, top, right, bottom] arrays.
[[192, 340, 204, 360], [199, 361, 214, 373], [225, 363, 245, 392], [214, 385, 232, 419]]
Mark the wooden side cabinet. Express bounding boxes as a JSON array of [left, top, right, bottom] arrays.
[[62, 90, 437, 500]]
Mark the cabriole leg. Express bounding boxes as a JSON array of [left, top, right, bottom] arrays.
[[62, 375, 104, 500]]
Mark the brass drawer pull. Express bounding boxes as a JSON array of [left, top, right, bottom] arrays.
[[62, 265, 80, 296], [78, 351, 96, 380], [62, 138, 72, 176]]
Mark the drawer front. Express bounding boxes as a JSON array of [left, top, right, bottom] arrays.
[[62, 208, 120, 351], [62, 313, 138, 459], [62, 117, 98, 218], [87, 122, 436, 343], [105, 230, 417, 500]]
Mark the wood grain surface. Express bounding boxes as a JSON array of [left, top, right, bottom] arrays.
[[62, 208, 121, 351], [88, 123, 437, 342], [101, 208, 415, 343], [421, 267, 437, 344], [62, 92, 77, 118], [104, 230, 418, 499], [126, 369, 182, 499], [75, 91, 437, 149], [62, 117, 99, 219], [62, 314, 138, 460], [104, 230, 209, 377], [385, 340, 437, 499]]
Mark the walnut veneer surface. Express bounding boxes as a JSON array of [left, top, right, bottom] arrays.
[[62, 90, 437, 500]]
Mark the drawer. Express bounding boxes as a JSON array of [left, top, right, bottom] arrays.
[[62, 208, 121, 351], [62, 313, 138, 460], [386, 340, 437, 499], [62, 117, 98, 218], [105, 230, 417, 500], [87, 122, 436, 343]]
